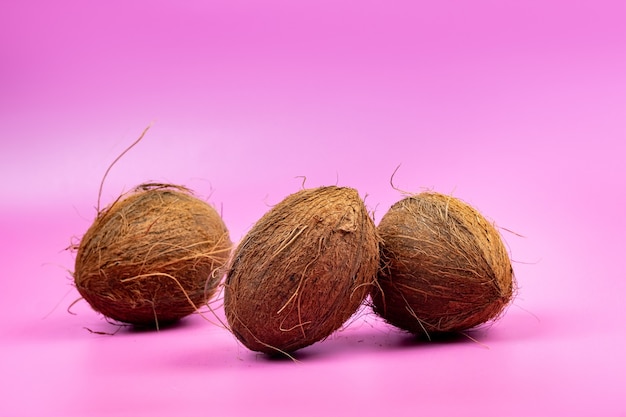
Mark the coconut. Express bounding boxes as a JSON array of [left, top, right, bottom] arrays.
[[73, 183, 232, 327], [371, 192, 514, 337], [224, 186, 379, 355]]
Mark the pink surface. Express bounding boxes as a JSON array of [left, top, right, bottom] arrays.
[[2, 1, 625, 416]]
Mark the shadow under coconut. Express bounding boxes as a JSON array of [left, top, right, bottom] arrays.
[[387, 308, 547, 351], [390, 328, 491, 350], [82, 314, 202, 336], [209, 320, 405, 363], [280, 320, 514, 361], [15, 316, 199, 344], [237, 300, 543, 362], [245, 320, 427, 362], [126, 319, 192, 333]]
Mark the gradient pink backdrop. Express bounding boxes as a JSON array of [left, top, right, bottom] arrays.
[[2, 1, 625, 416]]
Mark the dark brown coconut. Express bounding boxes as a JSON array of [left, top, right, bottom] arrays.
[[74, 184, 232, 327], [371, 192, 514, 337], [224, 186, 379, 354]]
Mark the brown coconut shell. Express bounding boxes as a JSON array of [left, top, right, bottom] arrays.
[[74, 184, 232, 327], [371, 192, 514, 337], [224, 186, 379, 354]]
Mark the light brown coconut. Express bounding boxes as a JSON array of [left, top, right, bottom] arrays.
[[224, 186, 379, 355], [73, 183, 232, 327], [371, 192, 514, 337]]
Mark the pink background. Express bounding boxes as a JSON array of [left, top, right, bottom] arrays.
[[2, 1, 625, 416]]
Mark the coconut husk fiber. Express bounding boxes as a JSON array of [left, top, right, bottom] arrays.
[[73, 183, 232, 327], [224, 186, 379, 355], [371, 192, 514, 337]]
